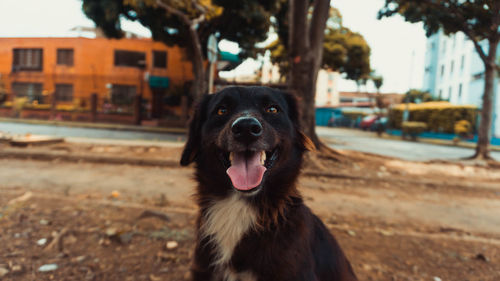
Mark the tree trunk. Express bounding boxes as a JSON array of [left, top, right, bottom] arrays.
[[474, 40, 498, 160], [288, 0, 331, 148], [187, 24, 207, 101]]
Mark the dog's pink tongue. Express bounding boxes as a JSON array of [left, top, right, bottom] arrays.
[[226, 151, 266, 190]]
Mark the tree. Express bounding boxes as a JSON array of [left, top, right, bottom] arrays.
[[402, 89, 434, 103], [370, 74, 384, 109], [379, 0, 500, 159], [323, 27, 371, 82], [82, 0, 280, 100], [268, 9, 371, 84], [269, 3, 370, 147], [287, 0, 332, 147]]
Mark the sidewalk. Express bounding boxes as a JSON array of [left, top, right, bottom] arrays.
[[0, 117, 187, 135], [382, 131, 500, 152]]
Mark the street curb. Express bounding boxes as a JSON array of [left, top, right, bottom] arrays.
[[0, 149, 180, 167], [0, 117, 187, 135], [381, 134, 500, 152]]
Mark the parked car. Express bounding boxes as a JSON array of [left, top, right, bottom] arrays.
[[371, 116, 388, 132], [359, 115, 377, 130]]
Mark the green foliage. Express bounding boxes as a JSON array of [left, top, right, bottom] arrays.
[[267, 6, 371, 82], [378, 1, 499, 40], [371, 75, 383, 91], [402, 121, 427, 139], [323, 27, 371, 81], [389, 102, 478, 134], [82, 0, 281, 59], [454, 120, 472, 137], [403, 89, 435, 103]]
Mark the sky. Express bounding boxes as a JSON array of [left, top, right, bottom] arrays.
[[0, 0, 427, 94]]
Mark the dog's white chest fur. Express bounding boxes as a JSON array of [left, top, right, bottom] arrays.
[[201, 192, 257, 266]]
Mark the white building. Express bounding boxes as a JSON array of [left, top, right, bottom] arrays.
[[423, 30, 500, 137], [259, 60, 339, 107]]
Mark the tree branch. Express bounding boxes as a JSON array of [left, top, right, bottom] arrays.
[[156, 0, 191, 26], [309, 0, 331, 53], [417, 0, 489, 62], [289, 0, 310, 58]]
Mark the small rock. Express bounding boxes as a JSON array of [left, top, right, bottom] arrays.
[[105, 227, 117, 237], [362, 264, 372, 271], [157, 251, 177, 262], [433, 277, 442, 281], [377, 229, 394, 236], [38, 264, 58, 272], [118, 232, 134, 244], [74, 256, 87, 263], [149, 274, 162, 281], [475, 253, 489, 262], [347, 230, 356, 237], [166, 241, 178, 250], [109, 190, 120, 199], [37, 238, 47, 246], [39, 219, 50, 225], [11, 265, 23, 274], [0, 267, 9, 278]]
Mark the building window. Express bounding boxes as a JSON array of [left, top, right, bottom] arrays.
[[57, 49, 74, 66], [440, 65, 445, 77], [111, 85, 136, 105], [54, 84, 73, 102], [460, 55, 465, 70], [450, 61, 454, 75], [472, 72, 484, 80], [438, 89, 442, 99], [442, 40, 446, 54], [114, 50, 146, 68], [11, 82, 43, 102], [448, 86, 452, 99], [153, 50, 167, 68], [12, 48, 43, 71], [458, 83, 462, 99]]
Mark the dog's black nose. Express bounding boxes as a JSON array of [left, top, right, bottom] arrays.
[[231, 117, 263, 142]]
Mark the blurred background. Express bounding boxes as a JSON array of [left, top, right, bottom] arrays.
[[0, 0, 499, 280]]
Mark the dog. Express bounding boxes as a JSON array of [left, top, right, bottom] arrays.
[[181, 86, 357, 281]]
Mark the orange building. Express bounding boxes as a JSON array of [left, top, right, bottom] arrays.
[[0, 37, 194, 119]]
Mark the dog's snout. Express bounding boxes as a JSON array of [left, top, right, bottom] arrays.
[[231, 117, 263, 142]]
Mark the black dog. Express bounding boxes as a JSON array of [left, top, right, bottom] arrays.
[[181, 86, 357, 281]]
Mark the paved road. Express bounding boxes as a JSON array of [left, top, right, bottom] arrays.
[[317, 127, 500, 161], [1, 121, 499, 161], [0, 121, 184, 142]]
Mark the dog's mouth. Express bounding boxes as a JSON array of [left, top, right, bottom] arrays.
[[220, 148, 279, 192]]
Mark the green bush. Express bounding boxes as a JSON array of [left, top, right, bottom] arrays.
[[402, 121, 427, 140], [389, 102, 477, 134]]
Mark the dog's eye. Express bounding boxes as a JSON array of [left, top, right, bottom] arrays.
[[266, 106, 279, 114], [216, 106, 228, 116]]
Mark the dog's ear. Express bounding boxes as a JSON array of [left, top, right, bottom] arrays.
[[180, 94, 212, 166], [282, 92, 317, 152]]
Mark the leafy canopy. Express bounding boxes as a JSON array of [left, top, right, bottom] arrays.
[[82, 0, 282, 58], [378, 0, 500, 66], [268, 6, 371, 81]]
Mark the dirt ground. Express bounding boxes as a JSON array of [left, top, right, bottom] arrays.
[[1, 141, 500, 281]]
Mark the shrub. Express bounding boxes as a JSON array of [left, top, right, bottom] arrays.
[[402, 121, 427, 140], [454, 120, 472, 137], [389, 102, 477, 133]]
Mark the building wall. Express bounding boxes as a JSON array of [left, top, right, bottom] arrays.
[[422, 31, 500, 137], [315, 70, 339, 107], [0, 37, 194, 103]]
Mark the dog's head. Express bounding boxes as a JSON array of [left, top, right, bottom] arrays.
[[181, 86, 314, 197]]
